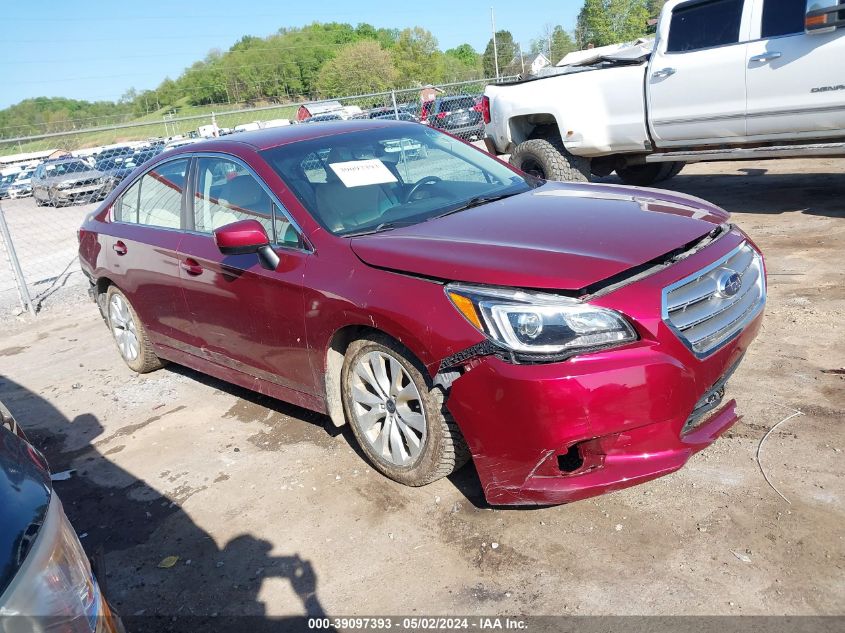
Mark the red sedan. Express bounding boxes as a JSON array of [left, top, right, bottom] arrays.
[[78, 120, 766, 506]]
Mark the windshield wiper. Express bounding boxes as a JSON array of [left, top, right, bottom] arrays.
[[342, 220, 416, 237], [436, 190, 524, 219]]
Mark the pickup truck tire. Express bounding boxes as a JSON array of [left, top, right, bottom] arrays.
[[509, 138, 591, 183], [616, 162, 684, 186]]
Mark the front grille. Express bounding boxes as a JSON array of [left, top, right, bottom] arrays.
[[663, 242, 765, 357]]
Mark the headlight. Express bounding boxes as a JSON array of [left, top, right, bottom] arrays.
[[0, 496, 108, 632], [446, 283, 637, 357]]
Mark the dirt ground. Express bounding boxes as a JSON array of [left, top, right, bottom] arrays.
[[0, 157, 842, 620]]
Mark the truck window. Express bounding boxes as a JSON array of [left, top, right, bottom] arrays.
[[667, 0, 744, 53], [761, 0, 808, 38]]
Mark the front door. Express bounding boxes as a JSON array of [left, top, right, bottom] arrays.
[[647, 0, 752, 146], [746, 0, 845, 139], [177, 155, 316, 395]]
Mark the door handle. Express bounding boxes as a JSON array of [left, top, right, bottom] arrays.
[[652, 67, 676, 79], [180, 258, 203, 276], [112, 241, 127, 256], [750, 52, 782, 63]]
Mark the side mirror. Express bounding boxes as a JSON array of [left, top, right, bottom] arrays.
[[213, 219, 280, 271], [806, 0, 844, 33]]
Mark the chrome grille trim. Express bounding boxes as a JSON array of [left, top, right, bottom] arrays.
[[662, 241, 766, 358]]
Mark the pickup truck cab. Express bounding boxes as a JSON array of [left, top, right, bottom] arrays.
[[483, 0, 845, 185]]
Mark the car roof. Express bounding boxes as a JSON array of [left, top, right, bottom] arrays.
[[165, 119, 415, 154]]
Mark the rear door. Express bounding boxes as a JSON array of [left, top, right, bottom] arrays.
[[105, 157, 194, 351], [746, 0, 845, 139], [647, 0, 753, 146], [177, 154, 317, 395]]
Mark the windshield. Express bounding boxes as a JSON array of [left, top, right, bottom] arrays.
[[1, 174, 16, 184], [261, 125, 532, 236], [45, 161, 90, 176]]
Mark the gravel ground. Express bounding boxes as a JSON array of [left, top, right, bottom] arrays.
[[0, 157, 842, 621]]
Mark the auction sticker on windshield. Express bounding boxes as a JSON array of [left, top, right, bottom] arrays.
[[329, 159, 398, 188]]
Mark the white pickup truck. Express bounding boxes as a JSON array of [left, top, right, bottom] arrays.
[[483, 0, 845, 185]]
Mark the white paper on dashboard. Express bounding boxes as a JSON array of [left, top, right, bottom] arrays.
[[328, 159, 398, 188]]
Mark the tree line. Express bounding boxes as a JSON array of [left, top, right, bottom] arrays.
[[1, 1, 666, 138]]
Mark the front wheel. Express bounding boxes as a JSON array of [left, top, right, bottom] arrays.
[[341, 335, 469, 486], [509, 137, 591, 182], [105, 286, 166, 373]]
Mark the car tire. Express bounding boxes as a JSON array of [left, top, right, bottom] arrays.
[[34, 194, 45, 206], [341, 334, 469, 487], [663, 161, 685, 181], [510, 136, 591, 182], [105, 286, 166, 374], [616, 162, 681, 186]]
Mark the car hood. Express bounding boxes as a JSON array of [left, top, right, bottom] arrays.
[[0, 423, 51, 599], [350, 181, 730, 291]]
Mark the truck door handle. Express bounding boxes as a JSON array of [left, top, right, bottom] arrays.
[[750, 52, 782, 63], [652, 67, 676, 79], [180, 258, 203, 276], [112, 241, 127, 256]]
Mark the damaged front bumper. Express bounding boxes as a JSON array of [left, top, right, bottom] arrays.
[[445, 312, 761, 506]]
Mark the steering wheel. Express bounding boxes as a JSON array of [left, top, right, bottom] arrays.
[[404, 176, 442, 203]]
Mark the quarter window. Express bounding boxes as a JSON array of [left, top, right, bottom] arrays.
[[762, 0, 808, 38], [137, 159, 188, 229], [667, 0, 744, 52], [193, 157, 299, 247]]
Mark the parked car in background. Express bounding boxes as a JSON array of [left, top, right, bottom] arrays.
[[163, 138, 198, 151], [79, 120, 765, 506], [303, 113, 344, 124], [373, 111, 420, 123], [484, 0, 845, 184], [0, 173, 17, 199], [0, 402, 122, 632], [97, 148, 163, 191], [7, 168, 36, 198], [32, 158, 110, 206], [94, 146, 134, 165], [427, 95, 484, 140]]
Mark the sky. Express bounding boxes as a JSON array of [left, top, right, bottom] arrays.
[[0, 0, 583, 109]]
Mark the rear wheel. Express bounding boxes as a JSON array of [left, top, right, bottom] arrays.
[[105, 286, 165, 373], [341, 334, 469, 486], [510, 136, 591, 182]]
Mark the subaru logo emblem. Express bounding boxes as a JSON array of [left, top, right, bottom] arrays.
[[717, 269, 742, 298]]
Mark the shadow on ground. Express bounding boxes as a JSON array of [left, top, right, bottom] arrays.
[[599, 169, 845, 218], [0, 375, 332, 631]]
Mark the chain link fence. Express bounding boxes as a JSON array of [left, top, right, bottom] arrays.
[[0, 77, 515, 315]]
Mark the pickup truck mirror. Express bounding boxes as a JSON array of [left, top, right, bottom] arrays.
[[806, 0, 845, 33], [213, 219, 280, 271]]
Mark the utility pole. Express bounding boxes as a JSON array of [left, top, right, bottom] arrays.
[[518, 43, 525, 75], [491, 7, 500, 81]]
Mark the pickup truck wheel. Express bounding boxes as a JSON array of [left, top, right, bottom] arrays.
[[664, 162, 685, 180], [616, 163, 677, 186], [341, 334, 470, 487], [510, 138, 591, 183]]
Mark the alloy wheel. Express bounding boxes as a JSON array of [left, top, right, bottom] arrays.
[[349, 351, 427, 467], [109, 294, 140, 362]]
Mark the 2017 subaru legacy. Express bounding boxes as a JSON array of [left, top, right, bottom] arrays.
[[78, 120, 765, 506]]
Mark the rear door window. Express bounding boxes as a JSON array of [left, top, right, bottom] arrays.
[[761, 0, 807, 38], [667, 0, 744, 52]]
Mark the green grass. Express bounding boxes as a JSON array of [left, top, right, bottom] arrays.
[[0, 99, 299, 157]]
